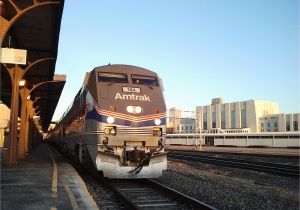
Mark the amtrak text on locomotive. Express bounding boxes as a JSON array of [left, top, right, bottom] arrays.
[[115, 93, 151, 102]]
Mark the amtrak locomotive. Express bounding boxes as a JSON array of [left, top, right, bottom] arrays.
[[47, 65, 167, 178]]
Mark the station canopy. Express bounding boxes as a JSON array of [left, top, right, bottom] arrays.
[[1, 0, 65, 131]]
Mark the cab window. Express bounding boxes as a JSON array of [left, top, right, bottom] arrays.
[[131, 75, 158, 86], [98, 72, 128, 83]]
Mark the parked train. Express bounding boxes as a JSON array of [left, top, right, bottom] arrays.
[[47, 65, 167, 178]]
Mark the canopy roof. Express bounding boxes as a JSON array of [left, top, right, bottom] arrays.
[[1, 0, 65, 131]]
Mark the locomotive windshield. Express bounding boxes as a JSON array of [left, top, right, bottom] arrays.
[[98, 72, 128, 83], [131, 75, 158, 86]]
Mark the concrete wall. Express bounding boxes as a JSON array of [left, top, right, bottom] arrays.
[[166, 134, 300, 148]]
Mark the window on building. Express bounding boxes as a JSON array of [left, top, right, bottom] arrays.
[[212, 122, 216, 128], [203, 112, 207, 122], [241, 109, 247, 128], [203, 122, 207, 130], [293, 121, 298, 131], [212, 111, 216, 128], [267, 122, 270, 127], [261, 123, 264, 128], [286, 121, 290, 131], [221, 111, 225, 129], [231, 110, 236, 128], [274, 122, 278, 127]]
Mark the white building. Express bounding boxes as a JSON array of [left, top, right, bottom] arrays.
[[177, 118, 195, 133], [196, 98, 279, 133], [168, 107, 182, 133], [168, 107, 197, 134], [0, 102, 10, 147], [260, 113, 300, 132]]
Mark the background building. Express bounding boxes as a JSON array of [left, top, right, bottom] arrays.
[[167, 107, 196, 134], [167, 107, 182, 133], [0, 102, 10, 147], [196, 98, 279, 133], [177, 118, 195, 133], [260, 113, 300, 132], [166, 99, 299, 147]]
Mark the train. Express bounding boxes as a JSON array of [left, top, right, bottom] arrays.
[[47, 64, 167, 178]]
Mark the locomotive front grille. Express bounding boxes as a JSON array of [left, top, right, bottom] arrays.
[[116, 127, 154, 136]]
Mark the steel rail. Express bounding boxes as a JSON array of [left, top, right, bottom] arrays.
[[105, 178, 217, 210], [168, 152, 299, 178], [167, 149, 300, 159]]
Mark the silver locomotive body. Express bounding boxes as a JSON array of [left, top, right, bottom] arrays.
[[48, 65, 167, 178]]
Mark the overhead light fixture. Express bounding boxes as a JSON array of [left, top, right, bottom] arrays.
[[33, 115, 40, 121], [19, 79, 26, 87]]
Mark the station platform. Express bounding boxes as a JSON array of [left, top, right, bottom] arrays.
[[1, 143, 99, 210], [166, 145, 300, 157]]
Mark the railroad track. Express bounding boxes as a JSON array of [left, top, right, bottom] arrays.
[[60, 149, 216, 209], [168, 152, 300, 178], [104, 178, 216, 210]]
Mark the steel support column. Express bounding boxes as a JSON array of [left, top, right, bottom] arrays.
[[17, 58, 55, 157], [7, 65, 24, 164], [24, 100, 33, 153], [4, 57, 55, 162], [18, 87, 30, 158]]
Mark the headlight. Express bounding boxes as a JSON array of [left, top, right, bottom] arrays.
[[127, 105, 142, 114], [154, 119, 161, 125], [153, 128, 162, 136], [104, 128, 110, 134], [110, 129, 116, 135], [135, 106, 142, 113], [107, 116, 115, 124], [104, 126, 117, 135], [127, 106, 134, 113]]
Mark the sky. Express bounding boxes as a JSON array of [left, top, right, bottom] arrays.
[[53, 0, 299, 121]]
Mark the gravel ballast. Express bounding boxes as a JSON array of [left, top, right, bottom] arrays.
[[155, 159, 299, 210], [75, 152, 299, 210]]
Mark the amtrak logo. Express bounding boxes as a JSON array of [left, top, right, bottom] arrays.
[[115, 93, 151, 102]]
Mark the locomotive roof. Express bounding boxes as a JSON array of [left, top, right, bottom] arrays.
[[92, 64, 158, 76]]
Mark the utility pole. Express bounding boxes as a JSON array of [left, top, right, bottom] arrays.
[[195, 110, 202, 151]]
